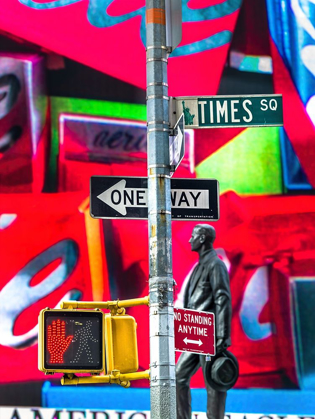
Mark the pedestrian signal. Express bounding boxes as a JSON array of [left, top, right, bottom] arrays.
[[38, 309, 104, 374]]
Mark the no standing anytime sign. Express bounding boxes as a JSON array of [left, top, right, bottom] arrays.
[[174, 308, 215, 355]]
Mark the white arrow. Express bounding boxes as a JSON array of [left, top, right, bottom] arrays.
[[183, 337, 203, 346], [97, 180, 148, 216], [97, 180, 210, 216]]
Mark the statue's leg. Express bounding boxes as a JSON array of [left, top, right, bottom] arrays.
[[176, 352, 200, 419], [205, 386, 227, 419], [200, 356, 227, 419]]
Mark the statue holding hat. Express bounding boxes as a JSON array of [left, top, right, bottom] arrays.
[[176, 224, 238, 419]]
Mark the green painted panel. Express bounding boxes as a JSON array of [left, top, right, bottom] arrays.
[[195, 127, 283, 195], [48, 97, 146, 191]]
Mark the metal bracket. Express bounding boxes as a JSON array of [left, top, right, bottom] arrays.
[[148, 164, 170, 169], [151, 376, 175, 382], [147, 58, 168, 63], [150, 361, 175, 369], [61, 296, 149, 311], [147, 95, 169, 101], [148, 210, 172, 216], [147, 120, 169, 125], [146, 45, 169, 51], [148, 174, 171, 179], [61, 370, 150, 387], [147, 82, 169, 88], [169, 96, 177, 128], [147, 127, 170, 133]]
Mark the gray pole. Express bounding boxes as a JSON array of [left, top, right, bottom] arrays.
[[146, 1, 176, 418]]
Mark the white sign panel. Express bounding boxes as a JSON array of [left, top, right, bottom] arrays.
[[90, 177, 219, 220]]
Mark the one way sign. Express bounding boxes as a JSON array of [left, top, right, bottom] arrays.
[[90, 176, 219, 220]]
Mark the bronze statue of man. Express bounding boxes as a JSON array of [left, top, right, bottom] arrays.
[[176, 224, 235, 419]]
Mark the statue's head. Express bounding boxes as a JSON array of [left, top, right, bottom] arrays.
[[189, 224, 215, 252]]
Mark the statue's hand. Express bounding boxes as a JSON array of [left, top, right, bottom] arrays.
[[216, 338, 229, 353]]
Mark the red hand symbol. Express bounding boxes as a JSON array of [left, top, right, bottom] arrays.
[[47, 319, 73, 363]]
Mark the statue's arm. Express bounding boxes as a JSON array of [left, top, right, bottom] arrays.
[[210, 262, 232, 352]]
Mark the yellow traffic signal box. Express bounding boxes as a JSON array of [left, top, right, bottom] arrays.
[[105, 314, 139, 374], [38, 308, 139, 376], [38, 308, 104, 374]]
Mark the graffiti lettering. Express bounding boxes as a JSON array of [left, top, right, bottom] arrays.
[[2, 406, 310, 419], [18, 0, 242, 56], [240, 266, 274, 341], [93, 130, 146, 153], [0, 239, 80, 348]]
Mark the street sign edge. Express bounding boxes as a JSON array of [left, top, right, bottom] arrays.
[[173, 94, 283, 100], [173, 94, 283, 128], [170, 178, 220, 222], [90, 176, 220, 221], [170, 113, 185, 174], [180, 123, 284, 129], [39, 308, 105, 374], [90, 175, 149, 219], [174, 307, 216, 356], [174, 347, 215, 356]]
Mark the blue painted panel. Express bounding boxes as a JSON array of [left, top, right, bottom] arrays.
[[43, 382, 315, 415], [280, 131, 312, 191]]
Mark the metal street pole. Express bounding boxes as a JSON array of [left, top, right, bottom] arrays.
[[146, 0, 176, 417]]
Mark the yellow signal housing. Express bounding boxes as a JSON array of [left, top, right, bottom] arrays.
[[105, 314, 139, 374], [38, 308, 105, 374]]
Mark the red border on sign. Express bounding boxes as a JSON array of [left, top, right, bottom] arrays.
[[174, 307, 216, 356]]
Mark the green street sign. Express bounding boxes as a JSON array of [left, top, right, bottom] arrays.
[[171, 95, 283, 128]]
